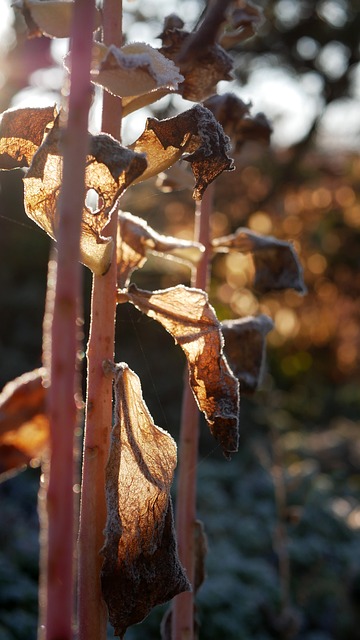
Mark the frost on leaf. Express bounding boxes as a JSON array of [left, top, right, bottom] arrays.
[[23, 117, 147, 275], [130, 104, 234, 200], [117, 211, 204, 287], [117, 285, 239, 456], [219, 1, 264, 49], [0, 369, 48, 478], [204, 94, 272, 151], [159, 14, 233, 102], [90, 42, 184, 102], [101, 362, 189, 639], [14, 0, 102, 39], [222, 315, 273, 394], [0, 106, 56, 170], [212, 228, 306, 294]]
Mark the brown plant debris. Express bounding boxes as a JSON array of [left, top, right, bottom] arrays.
[[0, 368, 48, 478], [222, 315, 274, 394], [14, 0, 102, 39], [117, 284, 239, 456], [130, 104, 234, 200], [101, 361, 189, 639], [219, 1, 264, 49], [117, 211, 204, 287], [212, 228, 306, 293], [0, 105, 56, 170]]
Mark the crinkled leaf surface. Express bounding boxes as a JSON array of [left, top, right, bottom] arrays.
[[204, 93, 272, 151], [130, 104, 234, 200], [23, 117, 147, 274], [117, 211, 204, 287], [0, 105, 56, 170], [91, 42, 184, 99], [14, 0, 101, 38], [101, 362, 189, 639], [212, 228, 306, 293], [0, 369, 48, 478], [117, 284, 239, 456], [222, 315, 273, 394]]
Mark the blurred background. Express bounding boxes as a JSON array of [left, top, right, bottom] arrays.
[[0, 0, 359, 638]]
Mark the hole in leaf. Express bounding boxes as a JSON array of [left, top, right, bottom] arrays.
[[85, 188, 103, 214]]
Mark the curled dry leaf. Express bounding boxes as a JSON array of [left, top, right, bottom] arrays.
[[0, 369, 48, 478], [0, 105, 56, 170], [204, 93, 272, 151], [130, 104, 234, 200], [117, 284, 239, 456], [14, 0, 102, 39], [117, 211, 204, 287], [23, 116, 147, 275], [101, 361, 189, 639], [212, 228, 306, 294], [222, 315, 273, 394], [219, 1, 264, 49]]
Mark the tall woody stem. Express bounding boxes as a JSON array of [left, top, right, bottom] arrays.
[[172, 183, 214, 640], [78, 1, 122, 639], [39, 1, 96, 639]]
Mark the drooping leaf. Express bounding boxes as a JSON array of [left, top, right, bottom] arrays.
[[212, 228, 306, 293], [222, 315, 273, 393], [117, 284, 239, 456], [204, 93, 272, 151], [0, 369, 48, 478], [117, 211, 204, 287], [14, 0, 102, 39], [0, 105, 56, 170], [130, 104, 234, 200], [23, 116, 147, 274], [101, 361, 190, 639], [90, 42, 184, 99], [219, 2, 264, 49]]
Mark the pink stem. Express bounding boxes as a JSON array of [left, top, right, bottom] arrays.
[[77, 2, 122, 639], [39, 2, 96, 639], [172, 183, 214, 639]]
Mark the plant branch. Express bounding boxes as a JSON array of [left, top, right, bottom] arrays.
[[39, 1, 96, 639], [78, 1, 123, 639]]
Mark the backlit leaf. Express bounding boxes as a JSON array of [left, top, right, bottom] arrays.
[[130, 104, 234, 200], [117, 284, 239, 456], [14, 0, 101, 39], [0, 106, 56, 170], [23, 116, 147, 275], [212, 228, 306, 293], [117, 211, 204, 287], [222, 315, 273, 393], [0, 369, 48, 478], [219, 2, 264, 49], [101, 361, 189, 639]]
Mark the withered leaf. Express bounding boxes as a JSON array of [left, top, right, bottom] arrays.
[[222, 315, 273, 394], [0, 106, 56, 170], [23, 117, 147, 275], [117, 284, 239, 456], [0, 369, 48, 478], [212, 228, 306, 294], [219, 2, 264, 49], [90, 42, 184, 99], [204, 93, 272, 151], [14, 0, 102, 39], [130, 104, 234, 200], [117, 211, 204, 287], [101, 362, 189, 639]]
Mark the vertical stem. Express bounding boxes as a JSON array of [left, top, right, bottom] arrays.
[[78, 2, 122, 639], [172, 184, 214, 640], [39, 2, 95, 639]]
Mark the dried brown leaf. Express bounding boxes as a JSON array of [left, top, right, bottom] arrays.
[[0, 106, 56, 170], [130, 104, 234, 200], [117, 284, 239, 456], [219, 2, 264, 49], [212, 228, 306, 293], [222, 315, 273, 393], [117, 211, 204, 287], [23, 117, 147, 275], [101, 362, 189, 639], [0, 369, 48, 478], [14, 0, 101, 39]]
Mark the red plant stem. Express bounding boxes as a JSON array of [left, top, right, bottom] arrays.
[[39, 2, 96, 639], [172, 183, 214, 640], [77, 1, 122, 639]]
